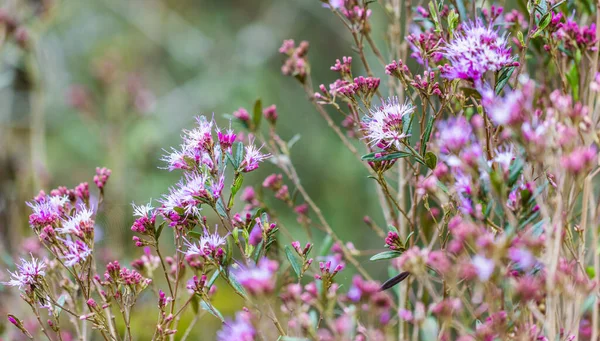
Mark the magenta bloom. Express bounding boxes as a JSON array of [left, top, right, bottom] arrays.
[[442, 20, 516, 82], [2, 256, 46, 290], [232, 258, 278, 296], [363, 96, 414, 150], [241, 139, 271, 172], [217, 311, 256, 341]]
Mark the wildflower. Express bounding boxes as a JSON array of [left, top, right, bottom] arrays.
[[217, 310, 256, 341], [233, 258, 278, 296], [56, 206, 94, 235], [363, 96, 414, 150], [183, 226, 227, 259], [93, 167, 111, 189], [2, 256, 46, 289], [472, 255, 494, 282], [262, 105, 278, 125], [161, 147, 189, 171], [60, 238, 92, 267], [436, 117, 472, 153], [217, 125, 237, 152], [561, 146, 597, 175], [442, 20, 517, 82], [493, 145, 515, 173], [27, 195, 68, 227], [241, 140, 271, 172]]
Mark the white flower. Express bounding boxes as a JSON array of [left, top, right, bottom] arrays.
[[2, 256, 46, 289]]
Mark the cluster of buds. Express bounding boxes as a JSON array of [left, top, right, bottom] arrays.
[[93, 167, 112, 190], [411, 71, 442, 97], [291, 241, 314, 278], [279, 39, 310, 83], [98, 261, 152, 303]]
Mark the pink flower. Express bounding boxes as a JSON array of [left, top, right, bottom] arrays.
[[363, 96, 414, 150], [442, 20, 517, 82], [233, 258, 278, 296], [2, 256, 46, 290], [217, 310, 255, 341]]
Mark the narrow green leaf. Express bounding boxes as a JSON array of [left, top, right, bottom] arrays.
[[456, 0, 467, 21], [155, 222, 165, 240], [278, 337, 310, 341], [531, 13, 552, 38], [508, 158, 524, 187], [215, 200, 227, 217], [420, 115, 435, 155], [566, 62, 580, 101], [288, 134, 301, 149], [191, 295, 199, 314], [234, 142, 244, 169], [228, 273, 248, 298], [387, 224, 398, 233], [208, 269, 220, 288], [319, 235, 334, 257], [201, 301, 224, 321], [285, 245, 303, 279], [252, 99, 262, 131], [370, 250, 403, 261], [495, 66, 516, 95], [361, 151, 412, 162], [424, 151, 437, 170]]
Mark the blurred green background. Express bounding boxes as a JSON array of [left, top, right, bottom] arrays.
[[0, 0, 390, 338]]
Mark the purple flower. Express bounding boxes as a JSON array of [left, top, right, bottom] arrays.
[[2, 256, 46, 289], [508, 247, 535, 270], [217, 311, 256, 341], [232, 258, 278, 296], [436, 117, 472, 153], [60, 238, 92, 267], [241, 139, 271, 172], [442, 20, 516, 82], [183, 226, 227, 258], [161, 147, 189, 171], [472, 255, 494, 282], [56, 206, 94, 235], [27, 195, 68, 227], [363, 96, 414, 150]]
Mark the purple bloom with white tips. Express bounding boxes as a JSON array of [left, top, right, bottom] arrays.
[[442, 20, 517, 82], [241, 139, 271, 172], [60, 238, 92, 267], [183, 226, 227, 258], [363, 96, 414, 150], [2, 256, 46, 290]]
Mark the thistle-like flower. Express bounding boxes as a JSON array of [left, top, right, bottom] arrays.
[[241, 139, 271, 172], [183, 226, 227, 258], [363, 96, 414, 150], [2, 256, 46, 290], [56, 206, 94, 235], [60, 238, 92, 267], [442, 20, 516, 82], [27, 195, 68, 227]]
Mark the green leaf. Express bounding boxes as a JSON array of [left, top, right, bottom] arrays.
[[191, 295, 199, 314], [201, 301, 224, 321], [228, 273, 248, 298], [455, 0, 467, 21], [208, 269, 220, 288], [288, 134, 301, 149], [215, 200, 227, 218], [228, 174, 244, 209], [566, 62, 580, 101], [370, 250, 403, 261], [387, 224, 398, 233], [531, 12, 552, 38], [252, 98, 262, 131], [460, 86, 482, 99], [319, 235, 334, 257], [285, 245, 303, 279], [508, 158, 524, 187], [424, 151, 437, 170], [361, 151, 412, 162], [234, 142, 244, 169], [278, 337, 310, 341], [54, 295, 66, 317], [495, 66, 516, 95], [405, 231, 415, 245], [155, 221, 165, 240], [420, 115, 435, 155]]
